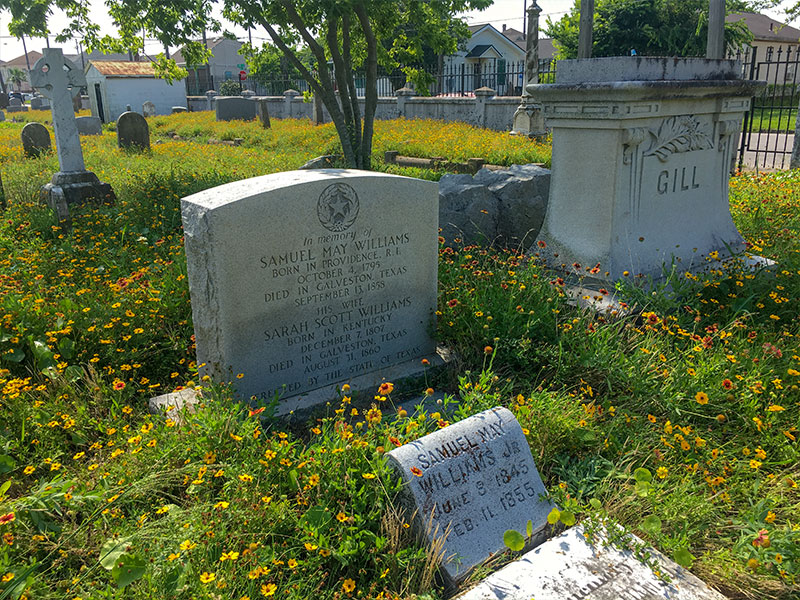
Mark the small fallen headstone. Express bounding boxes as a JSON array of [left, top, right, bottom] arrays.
[[116, 111, 150, 150], [299, 155, 339, 169], [21, 122, 52, 158], [386, 407, 554, 584], [171, 106, 187, 114], [142, 101, 156, 117], [75, 116, 102, 136], [148, 388, 201, 425], [456, 525, 726, 600]]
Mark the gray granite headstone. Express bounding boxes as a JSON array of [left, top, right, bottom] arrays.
[[7, 97, 28, 113], [181, 169, 440, 417], [142, 101, 156, 117], [75, 116, 102, 136], [30, 96, 50, 110], [215, 96, 256, 121], [21, 122, 52, 158], [0, 93, 9, 109], [116, 111, 150, 150], [0, 111, 4, 123], [456, 525, 727, 600], [386, 407, 554, 583]]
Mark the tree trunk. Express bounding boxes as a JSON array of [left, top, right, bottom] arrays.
[[355, 4, 378, 171]]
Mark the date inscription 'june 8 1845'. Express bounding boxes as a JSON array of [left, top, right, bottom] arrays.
[[386, 407, 554, 582]]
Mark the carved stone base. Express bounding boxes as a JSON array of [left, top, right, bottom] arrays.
[[40, 170, 116, 229], [511, 101, 547, 138]]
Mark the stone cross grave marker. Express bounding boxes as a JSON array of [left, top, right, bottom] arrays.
[[21, 122, 52, 158], [117, 111, 150, 150], [29, 48, 87, 173], [182, 169, 440, 417], [386, 407, 554, 584], [30, 48, 115, 227]]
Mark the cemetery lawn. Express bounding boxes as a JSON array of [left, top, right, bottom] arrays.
[[0, 114, 797, 600]]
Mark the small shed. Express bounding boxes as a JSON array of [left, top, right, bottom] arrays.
[[84, 61, 186, 122]]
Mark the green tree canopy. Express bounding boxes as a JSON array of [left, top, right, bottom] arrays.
[[545, 0, 767, 59], [0, 0, 490, 169]]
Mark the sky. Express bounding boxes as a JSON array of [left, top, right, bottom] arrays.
[[0, 0, 798, 63]]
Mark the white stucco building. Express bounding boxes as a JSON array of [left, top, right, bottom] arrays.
[[85, 61, 186, 122]]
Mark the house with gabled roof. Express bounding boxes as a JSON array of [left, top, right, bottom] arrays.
[[85, 60, 185, 122], [444, 23, 555, 95], [171, 37, 247, 95], [727, 12, 800, 82]]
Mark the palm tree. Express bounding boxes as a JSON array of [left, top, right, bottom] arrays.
[[8, 67, 27, 92]]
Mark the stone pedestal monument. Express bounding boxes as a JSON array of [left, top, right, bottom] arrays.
[[528, 57, 765, 282], [511, 2, 546, 138], [30, 48, 115, 227]]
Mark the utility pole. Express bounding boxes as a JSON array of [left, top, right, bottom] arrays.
[[706, 0, 726, 59], [578, 0, 595, 59]]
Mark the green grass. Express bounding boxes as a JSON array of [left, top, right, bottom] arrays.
[[749, 106, 798, 133], [0, 115, 797, 600]]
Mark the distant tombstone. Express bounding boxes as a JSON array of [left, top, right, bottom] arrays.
[[7, 97, 28, 113], [256, 98, 271, 128], [116, 111, 150, 150], [21, 122, 52, 158], [142, 101, 156, 117], [0, 111, 4, 123], [171, 106, 187, 114], [182, 169, 440, 417], [387, 407, 554, 584], [215, 96, 256, 121], [75, 116, 102, 136], [0, 93, 8, 109], [126, 104, 132, 111], [72, 94, 82, 112], [241, 89, 255, 98], [30, 96, 50, 110]]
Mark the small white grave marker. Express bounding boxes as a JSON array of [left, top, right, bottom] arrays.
[[386, 407, 554, 583]]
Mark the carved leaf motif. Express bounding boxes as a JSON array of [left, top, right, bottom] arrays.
[[645, 116, 714, 162]]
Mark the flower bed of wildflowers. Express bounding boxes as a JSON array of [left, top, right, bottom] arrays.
[[0, 115, 797, 600]]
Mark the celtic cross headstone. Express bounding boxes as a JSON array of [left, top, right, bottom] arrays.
[[30, 48, 114, 227]]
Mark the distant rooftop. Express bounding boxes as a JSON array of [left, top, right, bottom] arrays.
[[88, 61, 158, 77], [727, 12, 800, 44]]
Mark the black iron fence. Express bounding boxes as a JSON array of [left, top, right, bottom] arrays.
[[733, 45, 800, 170], [236, 59, 557, 98]]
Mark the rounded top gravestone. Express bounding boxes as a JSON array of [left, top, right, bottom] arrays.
[[116, 111, 150, 150], [21, 122, 52, 158]]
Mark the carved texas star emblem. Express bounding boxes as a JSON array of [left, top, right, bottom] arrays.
[[317, 183, 359, 232]]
